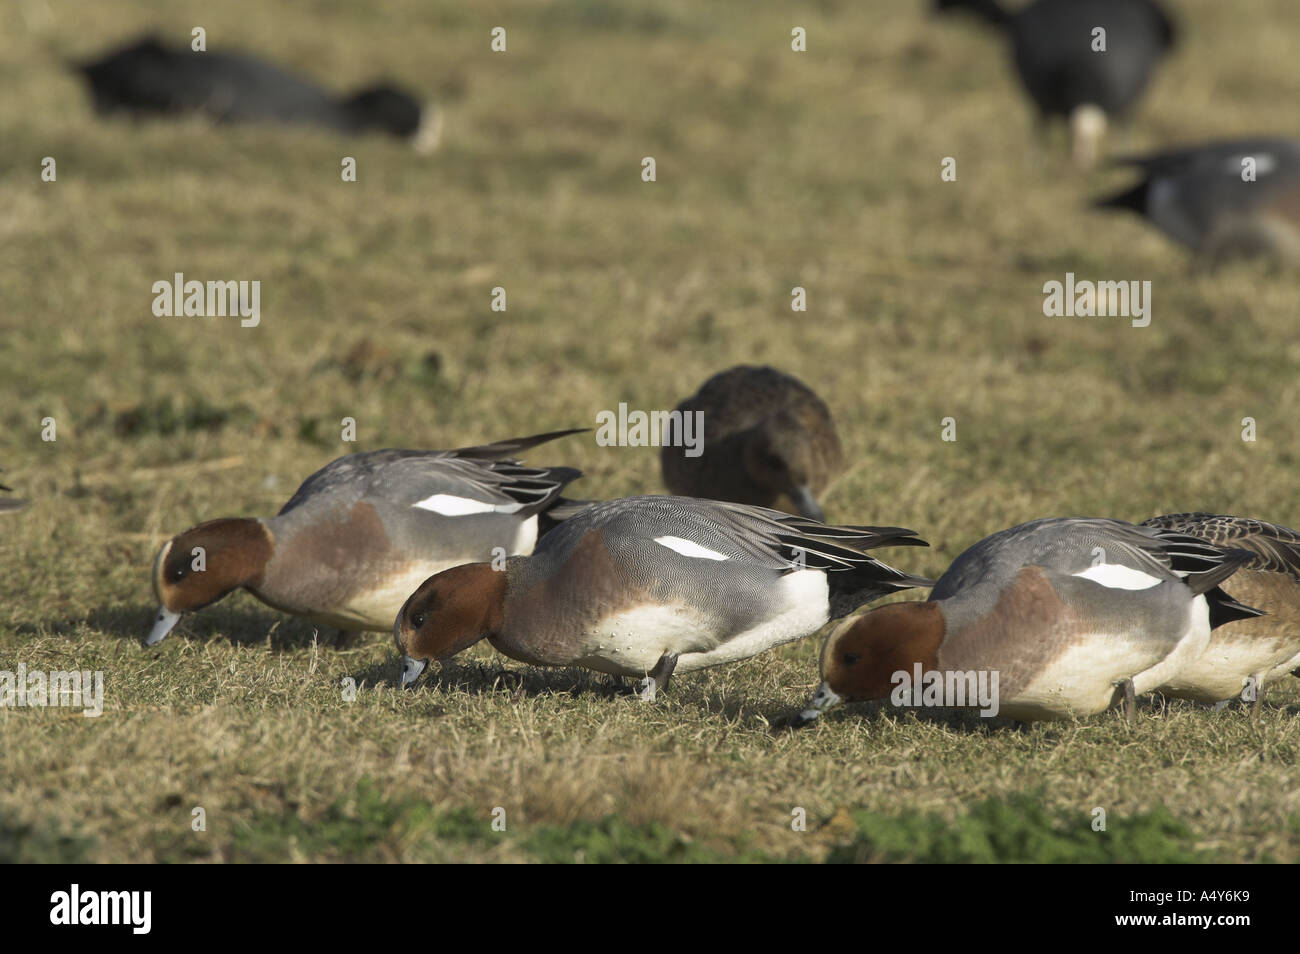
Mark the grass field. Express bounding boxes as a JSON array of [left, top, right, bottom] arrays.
[[3, 0, 1299, 863]]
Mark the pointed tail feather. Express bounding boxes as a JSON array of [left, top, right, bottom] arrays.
[[1095, 179, 1150, 215], [452, 428, 589, 461], [1182, 547, 1256, 596], [537, 496, 595, 535], [1205, 585, 1266, 630], [827, 563, 935, 619]]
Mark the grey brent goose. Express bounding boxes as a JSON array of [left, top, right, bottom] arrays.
[[74, 34, 440, 151], [935, 0, 1175, 166], [1097, 138, 1300, 263]]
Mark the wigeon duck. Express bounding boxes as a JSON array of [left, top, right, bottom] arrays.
[[74, 35, 441, 152], [0, 472, 25, 513], [799, 518, 1260, 724], [1141, 513, 1300, 705], [147, 429, 584, 646], [935, 0, 1175, 166], [660, 366, 844, 522], [1097, 138, 1300, 263], [394, 495, 932, 698]]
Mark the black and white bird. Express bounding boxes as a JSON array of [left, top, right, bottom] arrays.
[[1096, 138, 1300, 264], [72, 34, 440, 152], [935, 0, 1176, 167]]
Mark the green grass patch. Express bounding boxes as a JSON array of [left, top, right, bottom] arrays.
[[210, 780, 788, 862], [224, 780, 471, 862], [523, 815, 788, 864], [0, 809, 95, 863], [827, 793, 1213, 864]]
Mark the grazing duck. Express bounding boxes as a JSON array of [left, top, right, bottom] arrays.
[[1096, 138, 1300, 263], [935, 0, 1176, 166], [147, 430, 584, 645], [660, 366, 844, 522], [1141, 513, 1300, 705], [73, 34, 440, 152], [394, 495, 932, 699], [798, 517, 1259, 723]]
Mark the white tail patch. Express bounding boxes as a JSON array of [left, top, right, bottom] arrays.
[[653, 536, 728, 561], [412, 106, 444, 155], [511, 514, 539, 555], [1073, 564, 1162, 590], [1226, 152, 1275, 176], [412, 494, 522, 516], [1131, 593, 1212, 696]]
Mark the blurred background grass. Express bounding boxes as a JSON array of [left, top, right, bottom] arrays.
[[1, 0, 1298, 862]]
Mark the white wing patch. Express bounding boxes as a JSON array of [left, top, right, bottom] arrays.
[[653, 536, 728, 561], [1073, 563, 1162, 590], [412, 494, 523, 516]]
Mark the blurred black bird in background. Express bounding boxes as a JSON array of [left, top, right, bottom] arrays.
[[934, 0, 1176, 167], [0, 472, 26, 514], [72, 34, 440, 152], [1097, 138, 1300, 265]]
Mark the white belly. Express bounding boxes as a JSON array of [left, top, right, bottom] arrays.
[[1007, 636, 1160, 718], [575, 570, 830, 676], [303, 561, 466, 631], [1266, 648, 1300, 685], [1006, 596, 1208, 718], [1132, 594, 1211, 694], [1166, 632, 1300, 702], [305, 516, 539, 631]]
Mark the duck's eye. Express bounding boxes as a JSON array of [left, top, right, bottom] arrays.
[[843, 652, 861, 666], [411, 613, 426, 629], [169, 566, 187, 583]]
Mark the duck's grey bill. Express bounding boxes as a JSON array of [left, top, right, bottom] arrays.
[[790, 486, 825, 523], [799, 681, 843, 722], [400, 655, 428, 688], [147, 607, 182, 646]]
